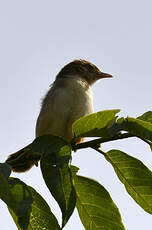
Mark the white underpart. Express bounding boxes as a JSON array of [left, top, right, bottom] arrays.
[[36, 76, 94, 141]]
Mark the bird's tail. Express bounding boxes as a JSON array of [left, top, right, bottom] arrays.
[[6, 137, 84, 172], [6, 146, 41, 173]]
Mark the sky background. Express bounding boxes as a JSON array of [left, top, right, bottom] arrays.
[[0, 1, 152, 229]]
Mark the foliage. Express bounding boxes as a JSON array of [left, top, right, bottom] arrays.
[[1, 110, 152, 229]]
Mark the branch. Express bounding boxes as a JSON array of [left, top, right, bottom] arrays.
[[72, 133, 134, 150]]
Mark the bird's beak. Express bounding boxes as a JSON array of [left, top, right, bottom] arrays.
[[97, 72, 113, 79]]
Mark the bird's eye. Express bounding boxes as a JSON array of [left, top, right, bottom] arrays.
[[88, 65, 94, 72]]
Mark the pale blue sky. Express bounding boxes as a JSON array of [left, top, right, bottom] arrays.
[[0, 1, 152, 229]]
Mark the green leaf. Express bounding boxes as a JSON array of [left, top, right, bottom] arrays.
[[31, 134, 71, 165], [8, 178, 33, 230], [74, 175, 125, 230], [137, 111, 152, 124], [39, 135, 76, 227], [137, 112, 152, 149], [8, 177, 60, 230], [70, 165, 79, 176], [0, 173, 17, 212], [124, 117, 152, 141], [105, 149, 152, 214], [72, 110, 120, 138]]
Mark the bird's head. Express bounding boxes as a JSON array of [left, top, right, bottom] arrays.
[[56, 59, 113, 85]]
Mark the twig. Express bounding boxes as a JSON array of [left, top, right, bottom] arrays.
[[72, 133, 134, 150]]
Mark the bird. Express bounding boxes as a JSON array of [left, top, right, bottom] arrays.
[[6, 59, 112, 172]]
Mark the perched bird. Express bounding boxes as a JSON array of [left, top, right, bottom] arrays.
[[6, 59, 112, 172]]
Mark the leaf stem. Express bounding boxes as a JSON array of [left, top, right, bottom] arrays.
[[91, 147, 106, 157], [136, 136, 152, 146]]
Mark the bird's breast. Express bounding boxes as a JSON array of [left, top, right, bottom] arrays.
[[67, 78, 94, 117], [36, 77, 94, 141]]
